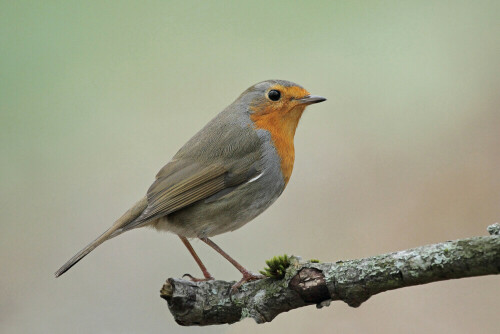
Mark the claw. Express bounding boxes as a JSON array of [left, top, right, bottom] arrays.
[[231, 271, 265, 292]]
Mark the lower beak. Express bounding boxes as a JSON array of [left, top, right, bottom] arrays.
[[298, 95, 327, 105]]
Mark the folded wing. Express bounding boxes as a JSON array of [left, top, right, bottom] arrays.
[[115, 159, 256, 233]]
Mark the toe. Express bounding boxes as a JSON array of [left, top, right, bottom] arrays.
[[231, 272, 266, 292]]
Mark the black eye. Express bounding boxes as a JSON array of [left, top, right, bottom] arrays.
[[268, 90, 281, 101]]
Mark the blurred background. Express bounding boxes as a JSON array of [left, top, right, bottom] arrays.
[[1, 1, 499, 333]]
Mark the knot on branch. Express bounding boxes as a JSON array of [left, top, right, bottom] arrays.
[[289, 268, 330, 303]]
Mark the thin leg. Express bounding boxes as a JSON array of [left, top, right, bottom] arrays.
[[200, 237, 264, 291], [179, 236, 214, 281]]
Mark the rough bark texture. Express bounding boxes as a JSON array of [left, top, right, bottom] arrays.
[[160, 224, 500, 326]]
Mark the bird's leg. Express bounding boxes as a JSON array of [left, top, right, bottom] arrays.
[[200, 237, 265, 291], [179, 236, 214, 282]]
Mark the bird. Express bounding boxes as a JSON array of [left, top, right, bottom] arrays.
[[55, 79, 326, 290]]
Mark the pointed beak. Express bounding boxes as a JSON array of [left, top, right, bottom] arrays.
[[297, 95, 327, 105]]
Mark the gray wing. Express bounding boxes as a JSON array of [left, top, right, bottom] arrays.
[[118, 104, 263, 232], [116, 159, 258, 232]]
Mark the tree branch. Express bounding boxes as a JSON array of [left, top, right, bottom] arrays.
[[160, 224, 500, 326]]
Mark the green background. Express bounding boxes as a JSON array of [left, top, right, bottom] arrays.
[[1, 1, 499, 333]]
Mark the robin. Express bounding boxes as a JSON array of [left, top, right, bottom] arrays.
[[55, 79, 326, 290]]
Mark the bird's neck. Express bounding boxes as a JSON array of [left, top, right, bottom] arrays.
[[250, 106, 305, 186]]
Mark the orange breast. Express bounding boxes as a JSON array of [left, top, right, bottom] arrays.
[[250, 106, 305, 185]]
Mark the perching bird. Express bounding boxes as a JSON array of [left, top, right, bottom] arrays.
[[55, 80, 326, 290]]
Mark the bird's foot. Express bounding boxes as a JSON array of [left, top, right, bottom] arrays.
[[231, 271, 266, 292], [182, 273, 215, 282]]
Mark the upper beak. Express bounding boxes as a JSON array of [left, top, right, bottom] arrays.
[[298, 95, 327, 105]]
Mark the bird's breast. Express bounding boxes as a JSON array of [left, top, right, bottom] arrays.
[[250, 108, 304, 186]]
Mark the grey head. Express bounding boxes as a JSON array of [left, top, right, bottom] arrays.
[[232, 79, 307, 111]]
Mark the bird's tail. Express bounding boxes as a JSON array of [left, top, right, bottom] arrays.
[[54, 196, 148, 277]]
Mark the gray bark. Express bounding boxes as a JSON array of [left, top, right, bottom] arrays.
[[160, 224, 500, 326]]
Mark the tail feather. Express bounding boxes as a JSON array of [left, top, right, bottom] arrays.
[[55, 197, 148, 277]]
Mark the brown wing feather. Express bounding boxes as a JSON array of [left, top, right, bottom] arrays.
[[115, 163, 229, 232], [143, 164, 227, 219]]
